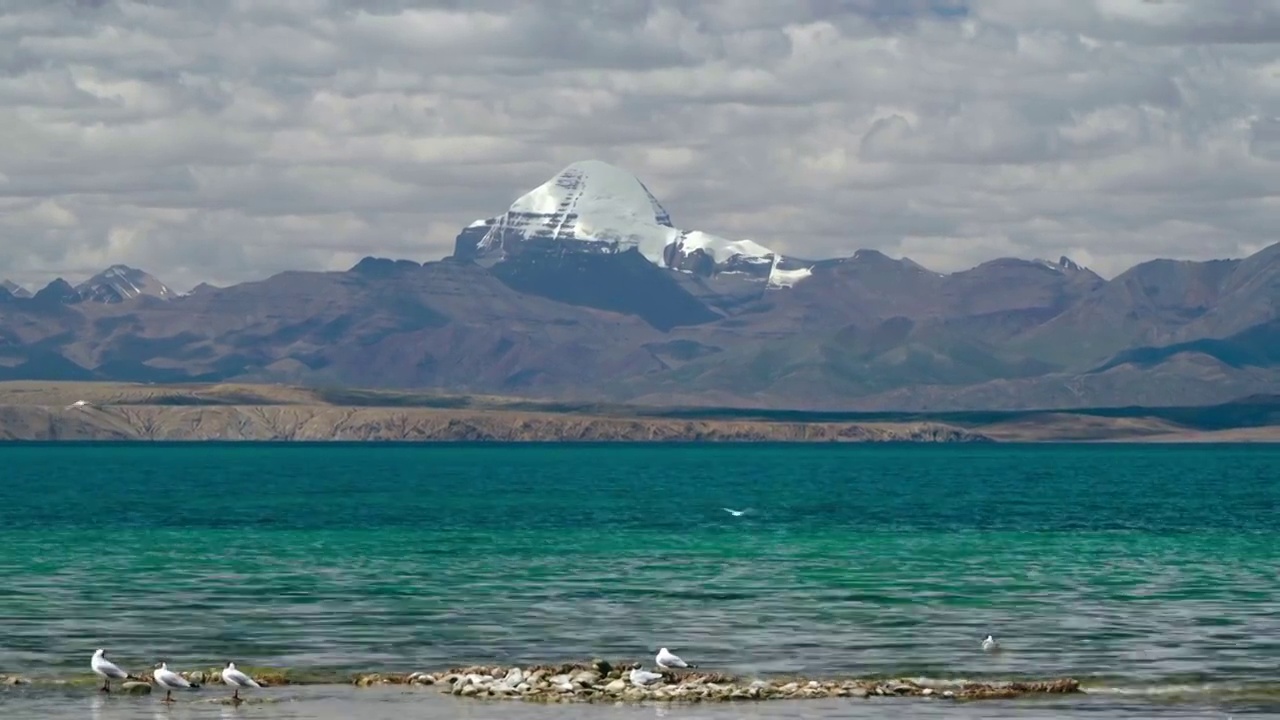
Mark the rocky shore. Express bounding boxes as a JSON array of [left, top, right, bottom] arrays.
[[353, 661, 1081, 703], [4, 662, 1083, 704]]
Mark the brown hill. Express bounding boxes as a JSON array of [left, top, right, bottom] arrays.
[[1, 157, 1276, 412], [0, 240, 1275, 410]]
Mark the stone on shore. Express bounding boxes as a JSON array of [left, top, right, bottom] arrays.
[[121, 681, 152, 695], [179, 666, 287, 687], [353, 661, 1082, 704]]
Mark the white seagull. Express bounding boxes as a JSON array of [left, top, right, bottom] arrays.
[[655, 647, 697, 670], [152, 662, 197, 703], [629, 667, 665, 687], [981, 635, 998, 652], [722, 508, 747, 517], [221, 662, 261, 701], [91, 649, 134, 692]]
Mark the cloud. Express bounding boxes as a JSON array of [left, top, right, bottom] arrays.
[[0, 0, 1278, 291]]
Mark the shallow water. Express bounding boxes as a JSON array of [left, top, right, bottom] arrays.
[[1, 442, 1278, 718], [0, 685, 1274, 719]]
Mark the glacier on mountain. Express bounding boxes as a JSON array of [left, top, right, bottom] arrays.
[[453, 160, 811, 288], [766, 261, 813, 288]]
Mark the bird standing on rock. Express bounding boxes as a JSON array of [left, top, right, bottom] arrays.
[[90, 649, 135, 692], [221, 662, 261, 702], [655, 647, 697, 670], [152, 662, 198, 703]]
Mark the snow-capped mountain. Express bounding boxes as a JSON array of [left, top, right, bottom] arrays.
[[75, 264, 172, 303], [453, 160, 812, 288], [1045, 256, 1085, 272], [1, 280, 31, 298]]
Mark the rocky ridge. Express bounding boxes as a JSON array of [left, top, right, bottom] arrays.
[[16, 264, 173, 305], [0, 279, 31, 298], [353, 661, 1082, 703], [74, 264, 172, 303]]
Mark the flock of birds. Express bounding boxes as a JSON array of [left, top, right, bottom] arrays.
[[88, 647, 707, 702], [90, 650, 259, 703], [90, 639, 1002, 702]]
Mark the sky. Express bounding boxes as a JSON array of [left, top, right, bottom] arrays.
[[1, 0, 1279, 292]]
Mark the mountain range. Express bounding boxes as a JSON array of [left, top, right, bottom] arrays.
[[2, 160, 1276, 411]]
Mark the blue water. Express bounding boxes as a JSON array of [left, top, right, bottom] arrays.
[[1, 442, 1278, 718]]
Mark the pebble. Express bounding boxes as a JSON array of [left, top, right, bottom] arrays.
[[350, 661, 1082, 704]]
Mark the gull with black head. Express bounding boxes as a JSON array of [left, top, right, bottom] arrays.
[[152, 662, 199, 703], [221, 662, 261, 703], [90, 649, 135, 693]]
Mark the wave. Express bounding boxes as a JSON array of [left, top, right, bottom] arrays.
[[1081, 680, 1280, 701]]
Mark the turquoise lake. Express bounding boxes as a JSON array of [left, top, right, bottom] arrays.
[[0, 442, 1277, 718]]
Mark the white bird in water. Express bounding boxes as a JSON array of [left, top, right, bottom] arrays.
[[220, 662, 261, 702], [722, 508, 747, 517], [152, 662, 197, 703], [629, 667, 664, 687], [981, 635, 999, 652], [91, 649, 135, 692], [655, 647, 697, 669]]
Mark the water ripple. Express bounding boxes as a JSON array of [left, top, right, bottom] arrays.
[[0, 442, 1276, 700]]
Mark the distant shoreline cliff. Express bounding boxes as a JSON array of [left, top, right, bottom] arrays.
[[0, 403, 987, 443], [0, 381, 1275, 443]]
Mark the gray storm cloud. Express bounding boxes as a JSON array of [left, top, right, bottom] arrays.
[[1, 0, 1278, 291]]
